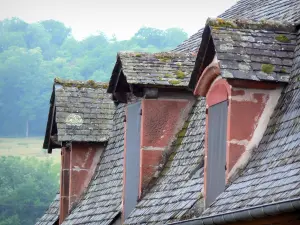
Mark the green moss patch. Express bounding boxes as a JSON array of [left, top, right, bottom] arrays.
[[169, 79, 181, 85], [155, 54, 174, 62], [208, 18, 238, 29], [275, 35, 290, 43], [175, 70, 185, 79], [55, 77, 108, 89], [280, 67, 287, 73], [261, 64, 274, 74], [164, 73, 173, 78]]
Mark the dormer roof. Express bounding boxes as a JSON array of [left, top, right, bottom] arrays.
[[107, 52, 196, 93], [200, 29, 300, 217], [189, 18, 297, 90], [43, 78, 115, 151]]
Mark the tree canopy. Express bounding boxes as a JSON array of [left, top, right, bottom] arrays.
[[0, 18, 188, 137], [0, 156, 60, 225]]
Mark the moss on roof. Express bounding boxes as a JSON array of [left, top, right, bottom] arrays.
[[168, 79, 181, 85], [206, 18, 296, 32], [261, 64, 275, 74], [175, 70, 186, 79], [275, 34, 291, 43], [54, 77, 108, 89]]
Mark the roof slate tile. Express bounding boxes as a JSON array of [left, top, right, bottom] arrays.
[[208, 21, 297, 82], [53, 79, 115, 143], [109, 52, 196, 89]]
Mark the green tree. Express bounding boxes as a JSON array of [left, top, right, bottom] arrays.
[[0, 17, 188, 136], [0, 156, 60, 225], [41, 20, 71, 46]]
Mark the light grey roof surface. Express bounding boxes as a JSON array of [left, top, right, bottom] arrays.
[[124, 97, 206, 224], [118, 52, 196, 86], [35, 193, 60, 225], [174, 0, 300, 53], [210, 19, 297, 82], [62, 103, 125, 225], [202, 29, 300, 216], [54, 79, 115, 142]]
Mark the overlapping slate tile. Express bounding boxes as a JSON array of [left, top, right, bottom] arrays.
[[117, 52, 196, 87], [54, 79, 115, 142], [35, 193, 60, 225], [202, 28, 300, 217], [174, 0, 300, 53], [62, 104, 125, 225], [124, 98, 206, 224], [208, 19, 297, 82]]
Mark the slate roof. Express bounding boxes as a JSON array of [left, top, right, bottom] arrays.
[[174, 0, 300, 53], [108, 52, 196, 92], [189, 18, 297, 88], [62, 103, 125, 225], [124, 97, 206, 224], [35, 193, 60, 225], [201, 27, 300, 217], [43, 79, 115, 149]]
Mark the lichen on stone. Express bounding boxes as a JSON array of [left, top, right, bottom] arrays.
[[280, 67, 287, 73], [261, 64, 275, 74], [155, 54, 174, 62], [164, 73, 173, 78], [168, 79, 181, 85], [176, 62, 182, 67], [275, 34, 291, 43], [175, 70, 185, 79], [222, 70, 234, 78]]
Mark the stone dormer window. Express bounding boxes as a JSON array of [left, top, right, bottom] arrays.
[[190, 18, 295, 207]]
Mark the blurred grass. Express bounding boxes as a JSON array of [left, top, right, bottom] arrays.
[[0, 137, 60, 163]]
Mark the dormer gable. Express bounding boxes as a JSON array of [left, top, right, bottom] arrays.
[[190, 18, 298, 208], [43, 78, 115, 224], [108, 52, 197, 220], [108, 52, 196, 101]]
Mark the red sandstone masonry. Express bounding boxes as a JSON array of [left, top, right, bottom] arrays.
[[69, 143, 102, 208], [59, 147, 70, 224], [203, 78, 273, 199], [59, 143, 103, 224], [139, 99, 192, 195]]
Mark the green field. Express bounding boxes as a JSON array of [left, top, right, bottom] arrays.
[[0, 137, 61, 162]]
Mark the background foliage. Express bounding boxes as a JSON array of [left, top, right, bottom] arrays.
[[0, 156, 60, 225], [0, 17, 188, 137]]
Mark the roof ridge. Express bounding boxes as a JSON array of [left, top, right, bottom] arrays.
[[118, 51, 196, 57], [206, 17, 296, 33], [54, 77, 109, 89]]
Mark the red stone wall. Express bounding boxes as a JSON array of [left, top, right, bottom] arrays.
[[59, 143, 103, 224], [227, 88, 267, 174], [69, 143, 103, 208], [204, 78, 271, 199], [59, 147, 70, 224], [139, 99, 192, 194]]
